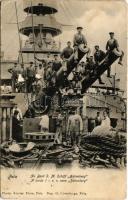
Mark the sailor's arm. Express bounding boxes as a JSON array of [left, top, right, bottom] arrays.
[[35, 56, 46, 63]]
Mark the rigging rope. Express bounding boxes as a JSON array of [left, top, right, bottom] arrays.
[[14, 1, 29, 106], [14, 1, 23, 64], [30, 0, 36, 66]]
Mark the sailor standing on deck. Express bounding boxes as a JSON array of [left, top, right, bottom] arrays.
[[8, 62, 19, 92], [73, 27, 90, 61], [26, 62, 36, 92], [106, 32, 124, 77], [67, 109, 83, 146]]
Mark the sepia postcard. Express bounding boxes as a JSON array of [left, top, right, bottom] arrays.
[[0, 0, 127, 199]]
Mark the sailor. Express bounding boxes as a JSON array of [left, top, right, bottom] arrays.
[[87, 56, 104, 84], [86, 56, 95, 75], [20, 63, 26, 77], [80, 61, 87, 77], [13, 105, 23, 121], [24, 105, 35, 118], [1, 83, 12, 94], [39, 115, 49, 132], [12, 110, 22, 142], [60, 41, 73, 60], [94, 45, 106, 64], [67, 109, 83, 146], [106, 32, 124, 77], [75, 79, 82, 95], [73, 27, 90, 60], [94, 45, 105, 84], [60, 41, 73, 71], [95, 111, 102, 126], [26, 62, 36, 92], [52, 40, 58, 50], [45, 61, 53, 86], [36, 64, 44, 80], [92, 110, 111, 135], [73, 26, 87, 47], [8, 62, 19, 92], [36, 31, 45, 48], [52, 54, 62, 72], [34, 56, 47, 67], [17, 63, 26, 92], [54, 113, 64, 144], [29, 32, 35, 44], [45, 32, 53, 48]]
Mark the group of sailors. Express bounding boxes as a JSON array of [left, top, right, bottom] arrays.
[[7, 27, 123, 95], [25, 31, 60, 50], [11, 104, 113, 147]]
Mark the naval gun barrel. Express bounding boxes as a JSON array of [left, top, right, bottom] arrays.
[[46, 45, 89, 96], [81, 49, 122, 93], [32, 45, 89, 114]]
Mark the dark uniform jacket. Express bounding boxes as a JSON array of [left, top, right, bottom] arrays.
[[52, 60, 62, 71], [106, 39, 119, 51], [12, 116, 21, 142], [94, 50, 106, 63], [27, 66, 35, 78], [73, 33, 87, 46], [60, 47, 73, 59], [8, 67, 19, 79]]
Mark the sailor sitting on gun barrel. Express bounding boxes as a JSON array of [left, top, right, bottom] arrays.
[[106, 32, 124, 77], [73, 26, 90, 61], [60, 41, 74, 70], [106, 32, 124, 65]]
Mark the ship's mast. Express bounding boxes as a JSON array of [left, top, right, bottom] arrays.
[[19, 0, 62, 63]]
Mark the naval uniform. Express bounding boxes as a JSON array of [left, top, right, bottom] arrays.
[[60, 47, 73, 60], [73, 33, 87, 47], [26, 66, 36, 92], [94, 50, 106, 64], [60, 46, 73, 71], [67, 114, 83, 146], [106, 38, 124, 76], [94, 50, 106, 83], [52, 60, 62, 72], [73, 33, 90, 60], [8, 66, 19, 92]]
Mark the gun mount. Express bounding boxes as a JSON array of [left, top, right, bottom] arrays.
[[81, 49, 122, 93], [32, 48, 122, 115], [32, 45, 89, 114]]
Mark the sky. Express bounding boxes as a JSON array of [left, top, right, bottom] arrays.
[[1, 0, 127, 91]]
